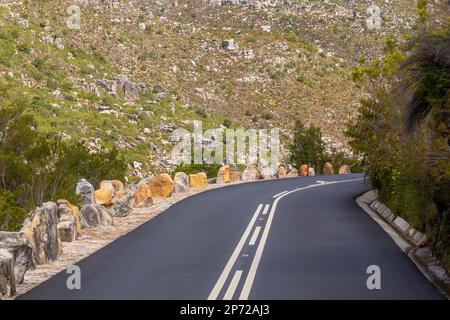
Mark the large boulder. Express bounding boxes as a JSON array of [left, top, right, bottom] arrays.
[[21, 202, 59, 265], [174, 172, 189, 193], [133, 183, 153, 208], [100, 180, 125, 199], [216, 165, 231, 184], [242, 164, 260, 181], [299, 164, 309, 177], [287, 168, 298, 177], [189, 173, 208, 188], [0, 236, 32, 285], [76, 179, 95, 205], [0, 248, 15, 297], [308, 167, 316, 176], [323, 162, 334, 175], [56, 201, 78, 242], [57, 200, 82, 236], [80, 204, 114, 229], [111, 191, 134, 217], [260, 164, 277, 180], [277, 165, 287, 178], [95, 188, 113, 206], [230, 169, 242, 182], [338, 165, 352, 174], [147, 173, 175, 198]]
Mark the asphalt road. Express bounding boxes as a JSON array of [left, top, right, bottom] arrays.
[[20, 174, 444, 300]]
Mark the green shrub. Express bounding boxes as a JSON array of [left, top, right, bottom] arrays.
[[0, 189, 27, 231], [289, 120, 326, 172], [175, 164, 221, 179]]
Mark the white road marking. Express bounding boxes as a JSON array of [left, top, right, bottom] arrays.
[[223, 270, 243, 300], [248, 226, 262, 246], [273, 191, 288, 198], [238, 178, 364, 300], [262, 204, 270, 215], [207, 204, 264, 300]]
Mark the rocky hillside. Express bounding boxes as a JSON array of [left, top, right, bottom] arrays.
[[0, 0, 447, 177]]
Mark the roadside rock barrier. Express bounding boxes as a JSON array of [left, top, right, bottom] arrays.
[[0, 248, 15, 297], [148, 173, 175, 198], [76, 179, 95, 205], [80, 204, 114, 228], [300, 164, 309, 177], [189, 172, 208, 188], [242, 164, 260, 181], [111, 191, 134, 217], [338, 165, 351, 174], [287, 168, 298, 177], [0, 235, 32, 284], [21, 202, 60, 265], [174, 172, 189, 193], [323, 162, 334, 175], [95, 187, 113, 206], [133, 183, 153, 208], [56, 201, 78, 242], [278, 165, 287, 178], [217, 165, 231, 183], [230, 169, 242, 182]]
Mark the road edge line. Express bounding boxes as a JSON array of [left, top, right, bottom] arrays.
[[356, 191, 450, 300]]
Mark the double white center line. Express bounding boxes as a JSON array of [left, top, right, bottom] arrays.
[[208, 178, 364, 300], [207, 204, 264, 300]]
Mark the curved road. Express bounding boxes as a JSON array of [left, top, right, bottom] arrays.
[[20, 174, 443, 300]]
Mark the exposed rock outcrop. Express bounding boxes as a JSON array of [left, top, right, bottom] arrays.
[[96, 75, 144, 102]]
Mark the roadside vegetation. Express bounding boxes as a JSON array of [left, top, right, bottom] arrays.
[[0, 79, 127, 231], [347, 6, 449, 272]]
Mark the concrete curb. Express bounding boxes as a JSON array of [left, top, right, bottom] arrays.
[[356, 190, 450, 299]]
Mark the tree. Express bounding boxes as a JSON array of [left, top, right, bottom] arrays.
[[289, 120, 326, 171]]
